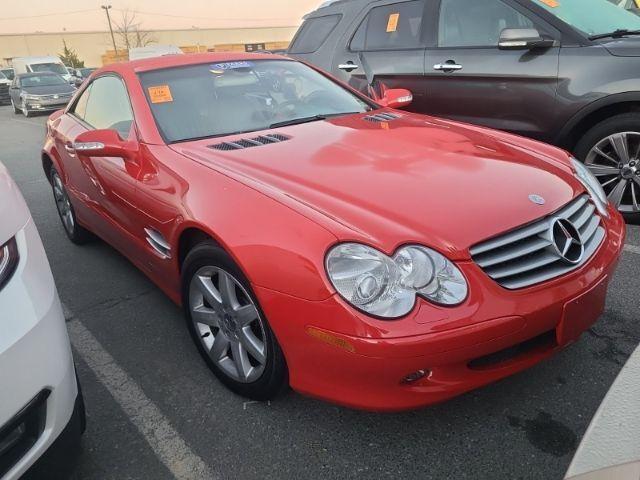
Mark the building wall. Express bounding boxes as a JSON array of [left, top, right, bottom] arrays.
[[0, 26, 298, 67]]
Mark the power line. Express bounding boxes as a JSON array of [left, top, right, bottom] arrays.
[[111, 8, 297, 23], [0, 9, 96, 21]]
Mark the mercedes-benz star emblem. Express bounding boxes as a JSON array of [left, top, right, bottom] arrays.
[[529, 194, 546, 205], [550, 218, 584, 264]]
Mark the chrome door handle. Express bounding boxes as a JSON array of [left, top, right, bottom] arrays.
[[338, 63, 359, 72], [64, 143, 75, 153], [434, 63, 463, 71]]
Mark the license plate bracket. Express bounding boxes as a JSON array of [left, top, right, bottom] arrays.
[[557, 277, 609, 345]]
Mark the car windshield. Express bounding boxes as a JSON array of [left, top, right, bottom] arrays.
[[21, 74, 68, 87], [80, 68, 96, 77], [2, 69, 15, 80], [30, 62, 68, 75], [138, 59, 372, 143], [535, 0, 640, 36], [0, 71, 6, 80]]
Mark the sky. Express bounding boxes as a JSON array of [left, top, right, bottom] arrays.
[[0, 0, 322, 34]]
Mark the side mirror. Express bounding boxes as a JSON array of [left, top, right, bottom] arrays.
[[498, 28, 554, 50], [74, 129, 136, 157], [378, 88, 413, 109]]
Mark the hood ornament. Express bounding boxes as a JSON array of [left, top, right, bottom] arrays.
[[529, 194, 546, 206]]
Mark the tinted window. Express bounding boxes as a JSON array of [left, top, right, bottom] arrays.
[[139, 60, 371, 143], [72, 84, 92, 120], [83, 76, 133, 138], [289, 14, 342, 54], [537, 0, 640, 36], [353, 1, 425, 51], [439, 0, 534, 47]]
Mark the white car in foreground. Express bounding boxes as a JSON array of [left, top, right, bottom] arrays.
[[0, 162, 84, 479], [566, 344, 640, 480]]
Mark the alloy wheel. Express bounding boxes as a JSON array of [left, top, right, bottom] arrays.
[[189, 266, 267, 383], [52, 172, 75, 234], [585, 131, 640, 213]]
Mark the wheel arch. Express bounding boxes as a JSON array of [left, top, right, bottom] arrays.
[[557, 93, 640, 154], [177, 225, 224, 272]]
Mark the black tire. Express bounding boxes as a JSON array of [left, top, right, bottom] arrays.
[[182, 241, 288, 401], [50, 169, 94, 244], [574, 112, 640, 223]]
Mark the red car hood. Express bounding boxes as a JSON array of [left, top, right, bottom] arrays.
[[171, 112, 581, 260]]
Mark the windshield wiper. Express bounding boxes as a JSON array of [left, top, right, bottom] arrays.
[[589, 29, 640, 40], [268, 112, 362, 129]]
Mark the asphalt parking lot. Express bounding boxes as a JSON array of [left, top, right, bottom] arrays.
[[1, 104, 639, 480]]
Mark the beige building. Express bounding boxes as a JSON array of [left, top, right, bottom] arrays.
[[0, 26, 298, 67]]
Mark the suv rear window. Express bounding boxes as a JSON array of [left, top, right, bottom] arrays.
[[351, 0, 425, 51], [289, 14, 342, 54]]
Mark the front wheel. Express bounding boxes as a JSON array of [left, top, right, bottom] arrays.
[[574, 113, 640, 223], [182, 242, 288, 401], [50, 169, 93, 244], [22, 100, 31, 118]]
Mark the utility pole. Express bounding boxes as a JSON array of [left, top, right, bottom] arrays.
[[101, 5, 118, 56]]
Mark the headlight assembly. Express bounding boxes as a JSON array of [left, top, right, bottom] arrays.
[[0, 237, 19, 291], [571, 158, 609, 217], [325, 243, 468, 319]]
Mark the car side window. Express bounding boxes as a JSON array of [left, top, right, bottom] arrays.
[[83, 76, 134, 139], [438, 0, 534, 47], [289, 14, 342, 54], [351, 0, 426, 51], [72, 84, 92, 120]]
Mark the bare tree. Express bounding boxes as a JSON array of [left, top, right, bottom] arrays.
[[114, 10, 155, 51]]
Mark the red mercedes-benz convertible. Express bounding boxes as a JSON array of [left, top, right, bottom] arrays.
[[42, 53, 625, 411]]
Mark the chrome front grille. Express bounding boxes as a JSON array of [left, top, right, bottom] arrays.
[[470, 195, 605, 290]]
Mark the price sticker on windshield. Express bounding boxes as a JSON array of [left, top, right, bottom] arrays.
[[148, 85, 173, 104], [537, 0, 559, 7], [387, 13, 400, 33]]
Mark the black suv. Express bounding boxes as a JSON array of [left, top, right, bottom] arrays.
[[289, 0, 640, 220]]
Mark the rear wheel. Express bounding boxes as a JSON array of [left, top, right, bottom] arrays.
[[50, 169, 93, 244], [575, 113, 640, 224], [182, 242, 288, 400]]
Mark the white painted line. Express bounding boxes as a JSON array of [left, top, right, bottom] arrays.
[[624, 244, 640, 255], [66, 316, 215, 480]]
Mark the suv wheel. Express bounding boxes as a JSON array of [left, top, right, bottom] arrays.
[[574, 113, 640, 223], [182, 241, 288, 401], [50, 169, 93, 244]]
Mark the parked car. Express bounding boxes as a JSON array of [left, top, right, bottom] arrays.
[[9, 73, 76, 118], [42, 52, 624, 411], [565, 344, 640, 480], [72, 67, 97, 87], [1, 68, 15, 81], [12, 56, 74, 84], [128, 45, 184, 60], [0, 161, 85, 479], [0, 70, 11, 105], [290, 0, 640, 221]]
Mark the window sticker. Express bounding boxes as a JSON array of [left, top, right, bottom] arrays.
[[386, 13, 400, 33], [148, 85, 173, 104], [209, 61, 254, 73], [537, 0, 559, 7]]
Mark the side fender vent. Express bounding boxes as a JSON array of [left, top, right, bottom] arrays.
[[363, 112, 401, 123], [209, 133, 291, 151]]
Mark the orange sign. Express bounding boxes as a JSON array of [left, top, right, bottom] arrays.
[[387, 13, 400, 33], [538, 0, 559, 7], [148, 85, 174, 104]]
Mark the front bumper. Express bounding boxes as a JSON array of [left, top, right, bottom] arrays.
[[23, 100, 69, 113], [256, 208, 626, 411], [0, 219, 81, 479]]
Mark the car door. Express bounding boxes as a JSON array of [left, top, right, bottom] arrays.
[[423, 0, 560, 141], [62, 74, 143, 249], [9, 77, 20, 106], [332, 0, 430, 110]]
